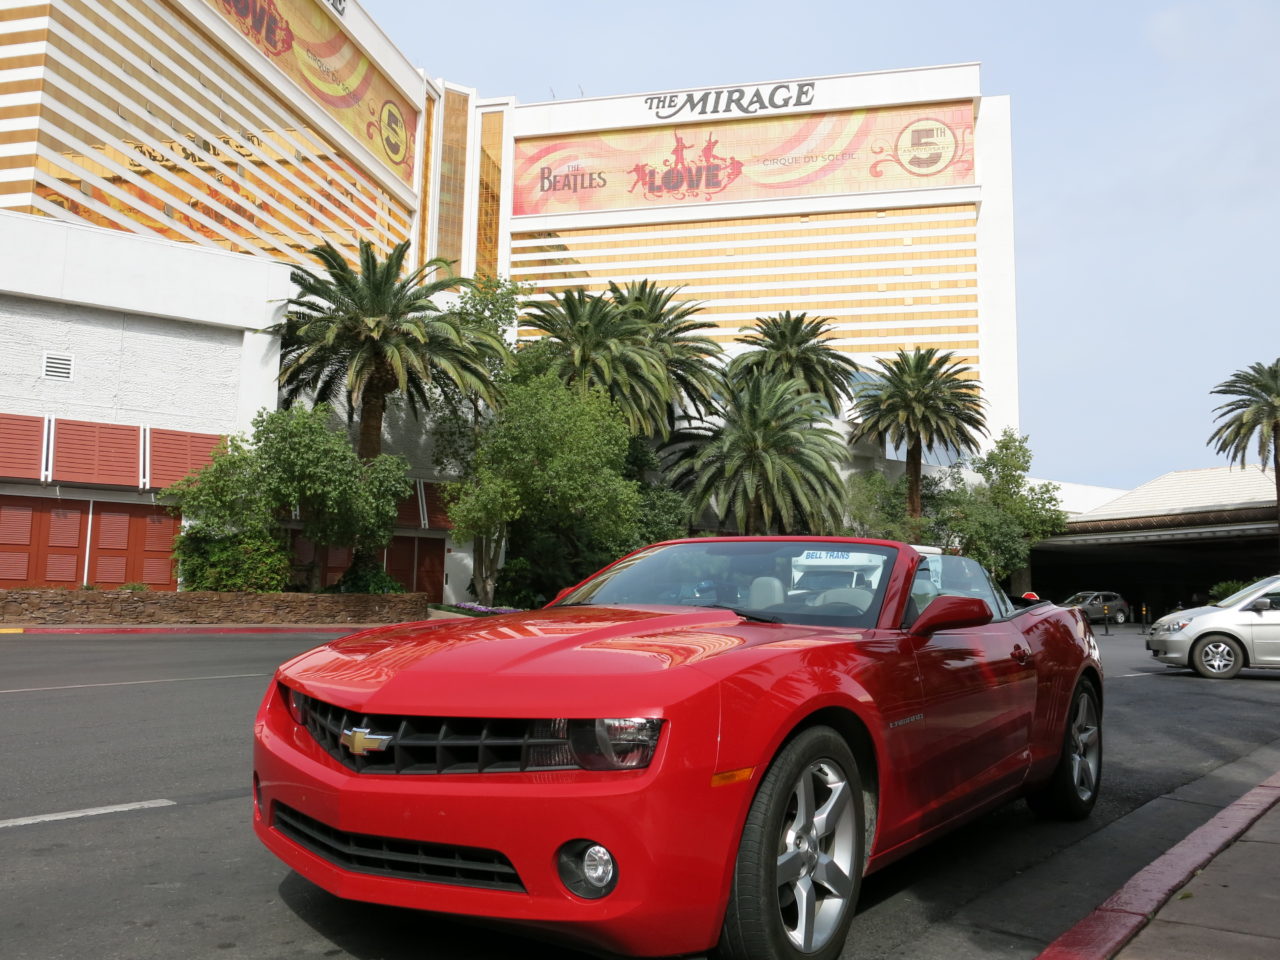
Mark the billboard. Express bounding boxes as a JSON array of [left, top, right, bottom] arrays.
[[514, 101, 973, 217], [204, 0, 418, 186]]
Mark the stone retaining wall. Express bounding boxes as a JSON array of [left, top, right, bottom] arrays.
[[0, 589, 447, 625]]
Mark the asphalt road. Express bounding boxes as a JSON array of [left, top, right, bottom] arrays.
[[2, 626, 1279, 960]]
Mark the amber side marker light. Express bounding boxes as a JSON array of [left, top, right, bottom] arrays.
[[711, 767, 755, 787]]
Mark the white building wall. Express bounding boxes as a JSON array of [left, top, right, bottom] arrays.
[[0, 211, 291, 433], [0, 295, 244, 433], [974, 95, 1019, 440]]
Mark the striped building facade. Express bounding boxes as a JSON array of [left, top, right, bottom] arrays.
[[1, 5, 1019, 591]]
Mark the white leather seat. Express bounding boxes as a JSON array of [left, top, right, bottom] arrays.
[[817, 587, 873, 610], [747, 576, 784, 608]]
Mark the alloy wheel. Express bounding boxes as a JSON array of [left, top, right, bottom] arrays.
[[775, 760, 856, 953], [1069, 691, 1101, 802]]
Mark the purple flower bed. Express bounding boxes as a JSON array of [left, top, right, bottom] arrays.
[[451, 601, 523, 616]]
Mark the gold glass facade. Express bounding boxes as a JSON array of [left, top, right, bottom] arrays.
[[512, 203, 981, 371], [474, 110, 503, 278], [414, 93, 436, 267], [1, 0, 414, 263], [434, 89, 470, 270]]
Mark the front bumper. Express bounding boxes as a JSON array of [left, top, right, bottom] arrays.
[[252, 683, 748, 957], [1145, 630, 1192, 666]]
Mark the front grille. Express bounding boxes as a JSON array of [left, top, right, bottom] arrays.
[[274, 803, 524, 891], [292, 689, 577, 774]]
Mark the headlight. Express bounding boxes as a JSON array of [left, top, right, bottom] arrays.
[[568, 718, 665, 770], [280, 683, 309, 725]]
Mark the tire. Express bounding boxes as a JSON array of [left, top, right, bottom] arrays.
[[1191, 635, 1244, 679], [717, 727, 863, 960], [1026, 681, 1102, 820], [1113, 610, 1127, 625]]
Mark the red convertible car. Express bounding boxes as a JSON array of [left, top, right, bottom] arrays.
[[253, 538, 1102, 960]]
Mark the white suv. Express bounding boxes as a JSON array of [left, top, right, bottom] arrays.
[[1146, 575, 1280, 678]]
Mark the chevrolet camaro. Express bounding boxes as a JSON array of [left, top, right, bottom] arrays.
[[253, 537, 1103, 960]]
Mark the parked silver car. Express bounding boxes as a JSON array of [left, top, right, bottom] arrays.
[[1146, 575, 1280, 678]]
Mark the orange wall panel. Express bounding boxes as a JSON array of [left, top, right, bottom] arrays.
[[0, 413, 44, 480], [52, 420, 140, 487], [150, 429, 222, 488], [423, 483, 452, 530]]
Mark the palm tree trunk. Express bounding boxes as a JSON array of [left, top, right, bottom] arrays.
[[906, 441, 924, 518], [356, 390, 387, 462], [352, 388, 388, 590]]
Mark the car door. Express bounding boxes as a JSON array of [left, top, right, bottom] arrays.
[[1246, 586, 1280, 664], [906, 557, 1038, 828]]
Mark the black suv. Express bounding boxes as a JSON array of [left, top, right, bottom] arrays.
[[1063, 591, 1131, 624]]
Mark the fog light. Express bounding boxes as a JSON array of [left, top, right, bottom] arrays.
[[582, 844, 614, 887], [557, 839, 618, 899]]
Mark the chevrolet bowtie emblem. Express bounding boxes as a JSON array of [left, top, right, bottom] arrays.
[[339, 726, 393, 756]]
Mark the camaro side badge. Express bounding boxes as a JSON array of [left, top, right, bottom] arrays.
[[889, 713, 924, 729], [340, 727, 393, 755]]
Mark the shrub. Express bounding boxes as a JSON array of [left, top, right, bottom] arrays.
[[174, 529, 292, 592], [119, 582, 150, 592], [329, 553, 406, 594], [1208, 579, 1255, 602]]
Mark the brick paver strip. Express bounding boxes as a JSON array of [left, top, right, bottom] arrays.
[[1036, 771, 1280, 960]]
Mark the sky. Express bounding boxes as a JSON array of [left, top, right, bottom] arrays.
[[360, 0, 1280, 491]]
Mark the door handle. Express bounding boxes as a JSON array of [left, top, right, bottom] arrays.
[[1012, 644, 1033, 665]]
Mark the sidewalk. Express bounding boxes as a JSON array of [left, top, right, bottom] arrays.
[[1040, 770, 1280, 960]]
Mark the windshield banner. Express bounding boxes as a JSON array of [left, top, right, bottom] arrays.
[[513, 101, 973, 217]]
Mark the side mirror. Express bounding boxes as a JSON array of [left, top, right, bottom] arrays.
[[910, 595, 993, 636], [1246, 597, 1273, 613]]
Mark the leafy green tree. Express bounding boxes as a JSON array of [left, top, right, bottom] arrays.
[[445, 374, 642, 606], [431, 275, 523, 478], [520, 288, 671, 438], [848, 348, 988, 518], [165, 406, 413, 592], [670, 372, 846, 535], [1208, 358, 1280, 560], [933, 429, 1066, 582], [274, 240, 505, 462], [606, 280, 723, 419], [842, 470, 942, 544], [728, 311, 860, 414]]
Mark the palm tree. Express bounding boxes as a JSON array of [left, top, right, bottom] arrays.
[[670, 371, 846, 535], [1208, 358, 1280, 559], [521, 288, 671, 437], [848, 348, 987, 518], [728, 311, 860, 414], [276, 240, 505, 461], [606, 280, 723, 419]]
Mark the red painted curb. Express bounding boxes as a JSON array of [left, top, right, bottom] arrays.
[[1037, 777, 1280, 959]]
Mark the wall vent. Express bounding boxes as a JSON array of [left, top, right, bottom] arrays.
[[43, 354, 74, 381]]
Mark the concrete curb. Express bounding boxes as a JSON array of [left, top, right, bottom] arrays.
[[1037, 771, 1280, 959]]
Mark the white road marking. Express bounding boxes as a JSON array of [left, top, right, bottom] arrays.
[[0, 673, 269, 694], [0, 799, 176, 830], [1117, 672, 1161, 678]]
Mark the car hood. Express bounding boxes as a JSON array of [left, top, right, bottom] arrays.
[[1154, 604, 1218, 625], [277, 605, 824, 715]]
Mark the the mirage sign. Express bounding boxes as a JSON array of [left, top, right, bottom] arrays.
[[643, 81, 817, 120]]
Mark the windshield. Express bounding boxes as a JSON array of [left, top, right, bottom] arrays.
[[557, 540, 898, 629], [1214, 575, 1280, 608], [1063, 592, 1095, 605]]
